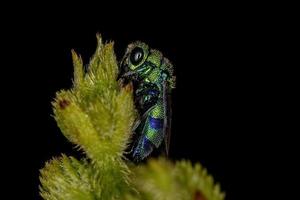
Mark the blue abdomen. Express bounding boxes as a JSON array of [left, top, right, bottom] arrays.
[[132, 136, 154, 162]]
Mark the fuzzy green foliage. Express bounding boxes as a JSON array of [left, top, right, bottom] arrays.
[[39, 35, 225, 200], [129, 159, 224, 200]]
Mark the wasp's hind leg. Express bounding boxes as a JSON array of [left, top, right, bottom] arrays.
[[132, 136, 154, 163]]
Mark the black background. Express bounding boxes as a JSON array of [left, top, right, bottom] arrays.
[[1, 3, 276, 200]]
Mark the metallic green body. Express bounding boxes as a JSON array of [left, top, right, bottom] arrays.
[[120, 42, 175, 161]]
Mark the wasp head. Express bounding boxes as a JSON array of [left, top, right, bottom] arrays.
[[119, 41, 164, 82]]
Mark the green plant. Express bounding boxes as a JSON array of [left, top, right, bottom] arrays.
[[39, 35, 225, 200]]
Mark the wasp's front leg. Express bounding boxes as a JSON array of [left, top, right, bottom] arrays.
[[132, 83, 159, 137], [135, 83, 159, 112]]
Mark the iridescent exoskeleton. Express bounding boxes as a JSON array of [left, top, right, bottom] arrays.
[[119, 42, 175, 162]]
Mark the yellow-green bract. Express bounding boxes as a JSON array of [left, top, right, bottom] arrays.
[[39, 34, 225, 200]]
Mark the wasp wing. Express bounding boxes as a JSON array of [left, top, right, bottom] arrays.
[[162, 81, 172, 156], [132, 105, 155, 132]]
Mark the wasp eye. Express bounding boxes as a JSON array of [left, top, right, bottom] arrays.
[[130, 47, 144, 65]]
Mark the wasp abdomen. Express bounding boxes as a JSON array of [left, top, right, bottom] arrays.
[[149, 116, 163, 129], [133, 137, 154, 162]]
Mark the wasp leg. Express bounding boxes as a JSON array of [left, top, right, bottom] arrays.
[[132, 136, 154, 162]]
